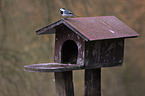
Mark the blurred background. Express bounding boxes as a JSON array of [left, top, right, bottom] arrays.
[[0, 0, 144, 96]]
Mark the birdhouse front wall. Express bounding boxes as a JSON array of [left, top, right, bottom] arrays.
[[85, 38, 124, 68], [54, 24, 85, 66]]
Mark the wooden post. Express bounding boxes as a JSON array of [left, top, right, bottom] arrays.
[[55, 71, 74, 96], [84, 68, 101, 96]]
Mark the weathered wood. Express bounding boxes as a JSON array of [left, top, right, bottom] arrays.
[[85, 39, 124, 68], [84, 68, 101, 96], [55, 71, 74, 96], [54, 24, 85, 66], [24, 63, 83, 72]]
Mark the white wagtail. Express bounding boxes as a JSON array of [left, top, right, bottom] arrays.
[[60, 8, 79, 19]]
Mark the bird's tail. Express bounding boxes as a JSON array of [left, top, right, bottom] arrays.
[[73, 14, 79, 17]]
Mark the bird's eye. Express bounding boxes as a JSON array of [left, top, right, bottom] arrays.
[[61, 11, 63, 14]]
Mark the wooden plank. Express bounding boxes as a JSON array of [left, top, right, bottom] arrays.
[[84, 68, 101, 96], [55, 71, 74, 96], [85, 39, 124, 68], [24, 63, 84, 72]]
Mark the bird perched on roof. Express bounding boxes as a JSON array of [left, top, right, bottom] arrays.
[[60, 8, 79, 19]]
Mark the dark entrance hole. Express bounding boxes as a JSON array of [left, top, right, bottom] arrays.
[[61, 40, 78, 64]]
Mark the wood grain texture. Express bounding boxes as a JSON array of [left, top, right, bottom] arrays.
[[84, 68, 101, 96], [55, 71, 74, 96]]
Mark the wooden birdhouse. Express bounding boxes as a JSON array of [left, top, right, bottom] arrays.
[[24, 16, 139, 96], [35, 16, 139, 69]]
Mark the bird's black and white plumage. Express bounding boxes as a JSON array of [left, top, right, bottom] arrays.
[[60, 8, 78, 19]]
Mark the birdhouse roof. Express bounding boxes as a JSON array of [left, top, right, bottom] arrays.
[[36, 16, 139, 41]]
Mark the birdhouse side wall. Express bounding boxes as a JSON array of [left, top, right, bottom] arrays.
[[84, 41, 101, 68], [85, 38, 124, 68], [54, 24, 85, 66]]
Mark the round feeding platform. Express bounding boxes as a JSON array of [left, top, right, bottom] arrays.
[[24, 63, 84, 72]]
